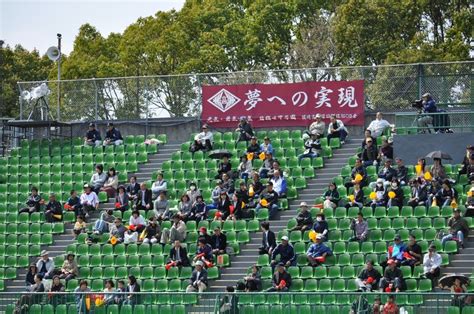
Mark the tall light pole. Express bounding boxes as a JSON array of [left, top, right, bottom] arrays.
[[57, 33, 62, 121]]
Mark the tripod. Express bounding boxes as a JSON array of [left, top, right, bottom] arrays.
[[27, 96, 54, 121]]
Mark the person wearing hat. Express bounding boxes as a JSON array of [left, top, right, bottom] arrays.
[[36, 250, 55, 279], [198, 227, 212, 245], [377, 159, 397, 184], [134, 182, 153, 211], [309, 113, 326, 137], [58, 253, 78, 282], [256, 181, 279, 219], [442, 208, 469, 248], [267, 262, 292, 292], [154, 191, 170, 221], [423, 244, 442, 289], [44, 193, 62, 223], [361, 137, 379, 167], [211, 227, 227, 255], [379, 258, 405, 292], [291, 202, 313, 231], [408, 178, 428, 207], [103, 122, 123, 146], [417, 92, 437, 132], [190, 124, 213, 152], [327, 114, 348, 144], [260, 136, 273, 155], [355, 260, 381, 292], [108, 218, 127, 244], [298, 132, 321, 163], [168, 240, 191, 267], [366, 112, 393, 138], [151, 172, 167, 199], [380, 235, 407, 268], [80, 183, 99, 219], [161, 214, 187, 244], [236, 116, 254, 143], [84, 122, 102, 146], [306, 234, 333, 266], [186, 260, 208, 293], [270, 236, 296, 269]]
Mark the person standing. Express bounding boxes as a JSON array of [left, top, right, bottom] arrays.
[[259, 221, 276, 255], [423, 245, 442, 289]]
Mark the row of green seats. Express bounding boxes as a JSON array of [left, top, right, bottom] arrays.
[[6, 303, 184, 314], [0, 233, 54, 245]]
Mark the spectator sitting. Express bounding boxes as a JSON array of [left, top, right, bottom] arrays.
[[36, 250, 54, 279], [72, 215, 86, 239], [434, 179, 457, 207], [378, 159, 397, 184], [101, 167, 118, 198], [309, 113, 325, 137], [58, 253, 78, 282], [217, 192, 231, 220], [259, 152, 275, 178], [211, 227, 227, 255], [367, 112, 392, 138], [431, 157, 447, 181], [124, 228, 138, 244], [114, 280, 126, 305], [129, 210, 146, 233], [415, 157, 428, 177], [151, 172, 167, 199], [221, 173, 235, 195], [423, 244, 442, 289], [17, 274, 45, 311], [103, 280, 116, 305], [381, 235, 406, 268], [327, 114, 348, 144], [134, 183, 153, 211], [441, 278, 472, 307], [361, 137, 379, 167], [355, 260, 381, 292], [270, 236, 296, 269], [210, 180, 224, 209], [186, 261, 208, 293], [401, 234, 423, 268], [441, 208, 469, 248], [259, 221, 276, 255], [290, 202, 313, 231], [256, 182, 279, 219], [25, 264, 38, 287], [168, 240, 190, 268], [190, 195, 207, 222], [115, 185, 129, 212], [236, 116, 254, 142], [379, 259, 405, 292], [416, 92, 437, 132], [238, 154, 253, 181], [64, 189, 83, 217], [126, 176, 140, 201], [249, 172, 264, 197], [323, 182, 340, 209], [426, 179, 440, 208], [93, 209, 115, 235], [369, 178, 387, 210], [19, 186, 42, 214], [178, 194, 192, 221], [260, 136, 273, 155], [103, 122, 123, 146], [382, 295, 399, 314], [395, 157, 409, 185], [74, 280, 91, 312], [345, 183, 364, 209], [90, 164, 107, 194], [194, 239, 213, 267], [466, 187, 474, 211], [298, 132, 321, 163], [384, 179, 404, 208], [235, 182, 250, 205], [379, 138, 394, 160], [161, 215, 187, 244], [270, 170, 287, 197], [198, 227, 212, 246], [124, 275, 140, 305], [345, 158, 368, 188], [362, 129, 377, 150], [44, 193, 63, 222], [267, 262, 292, 292], [154, 191, 170, 221], [231, 193, 255, 220], [84, 123, 101, 146], [349, 212, 368, 242], [217, 156, 232, 179], [313, 213, 329, 241], [109, 218, 127, 244], [190, 124, 213, 152], [459, 145, 474, 176], [407, 178, 428, 208], [306, 234, 333, 266], [186, 182, 202, 204], [247, 136, 260, 154], [141, 217, 161, 244], [243, 265, 262, 291], [49, 275, 65, 306]]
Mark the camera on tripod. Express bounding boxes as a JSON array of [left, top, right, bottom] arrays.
[[411, 99, 423, 109]]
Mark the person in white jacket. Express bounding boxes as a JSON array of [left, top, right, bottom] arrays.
[[80, 184, 99, 218], [190, 125, 213, 152], [90, 164, 107, 193], [151, 173, 167, 198], [327, 115, 348, 144], [423, 244, 442, 289], [367, 112, 393, 138]]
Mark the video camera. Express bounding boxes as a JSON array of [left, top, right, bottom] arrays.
[[411, 99, 423, 109]]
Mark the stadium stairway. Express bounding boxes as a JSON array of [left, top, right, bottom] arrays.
[[3, 142, 181, 294], [442, 229, 474, 277], [190, 138, 362, 313]]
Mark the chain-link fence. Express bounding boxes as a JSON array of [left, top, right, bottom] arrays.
[[17, 61, 473, 122]]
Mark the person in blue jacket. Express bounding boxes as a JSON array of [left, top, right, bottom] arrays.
[[417, 93, 437, 131], [270, 236, 296, 270], [306, 234, 333, 266], [104, 122, 123, 146]]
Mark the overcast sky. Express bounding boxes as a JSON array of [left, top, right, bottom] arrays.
[[0, 0, 185, 55]]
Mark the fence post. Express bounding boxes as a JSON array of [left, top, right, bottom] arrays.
[[417, 63, 424, 99], [18, 84, 24, 120], [144, 79, 149, 138], [93, 78, 98, 121], [195, 74, 203, 127]]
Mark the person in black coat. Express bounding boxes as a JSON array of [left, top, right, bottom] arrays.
[[395, 158, 409, 185], [44, 193, 63, 222], [124, 275, 140, 305], [291, 202, 313, 231], [186, 262, 208, 292], [384, 179, 404, 208], [210, 227, 227, 255], [345, 159, 368, 188], [126, 176, 140, 200], [267, 263, 292, 292], [103, 122, 123, 146], [247, 137, 260, 154], [378, 159, 397, 183], [408, 178, 428, 207], [259, 221, 276, 255], [217, 192, 231, 220], [135, 183, 153, 211], [236, 117, 254, 142], [168, 240, 190, 267], [217, 156, 232, 179], [84, 123, 101, 146]]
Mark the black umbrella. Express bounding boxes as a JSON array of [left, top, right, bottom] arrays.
[[438, 274, 470, 288], [208, 149, 233, 159], [425, 150, 453, 160]]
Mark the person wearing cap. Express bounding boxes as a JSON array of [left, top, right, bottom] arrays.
[[151, 172, 167, 199], [349, 212, 368, 242], [361, 137, 379, 167], [190, 124, 213, 152], [186, 261, 208, 293], [355, 260, 381, 292], [115, 185, 129, 212], [260, 136, 273, 154], [44, 193, 63, 223], [309, 114, 326, 137], [109, 218, 127, 244], [423, 245, 442, 289], [259, 221, 276, 255], [161, 215, 187, 244], [366, 112, 393, 138], [417, 92, 437, 132], [401, 234, 422, 268], [141, 216, 161, 244], [327, 114, 348, 144], [168, 240, 191, 267], [256, 181, 279, 219], [379, 138, 394, 160], [134, 182, 153, 211], [103, 122, 123, 146], [84, 122, 102, 146], [19, 186, 42, 214], [198, 227, 212, 245], [80, 183, 99, 218], [267, 262, 292, 292], [442, 208, 469, 248], [270, 236, 296, 269], [291, 202, 313, 231], [126, 176, 140, 201], [381, 235, 407, 268], [186, 182, 202, 204], [306, 234, 333, 266], [270, 170, 287, 197], [211, 227, 227, 255], [379, 259, 405, 292], [298, 132, 321, 163], [236, 116, 254, 142], [247, 136, 260, 154], [154, 191, 170, 221], [362, 129, 377, 150], [408, 178, 428, 207], [238, 154, 253, 181], [100, 167, 118, 198], [395, 157, 408, 185], [58, 253, 78, 282], [345, 158, 368, 189], [378, 159, 397, 183], [90, 164, 107, 194], [36, 250, 55, 279]]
